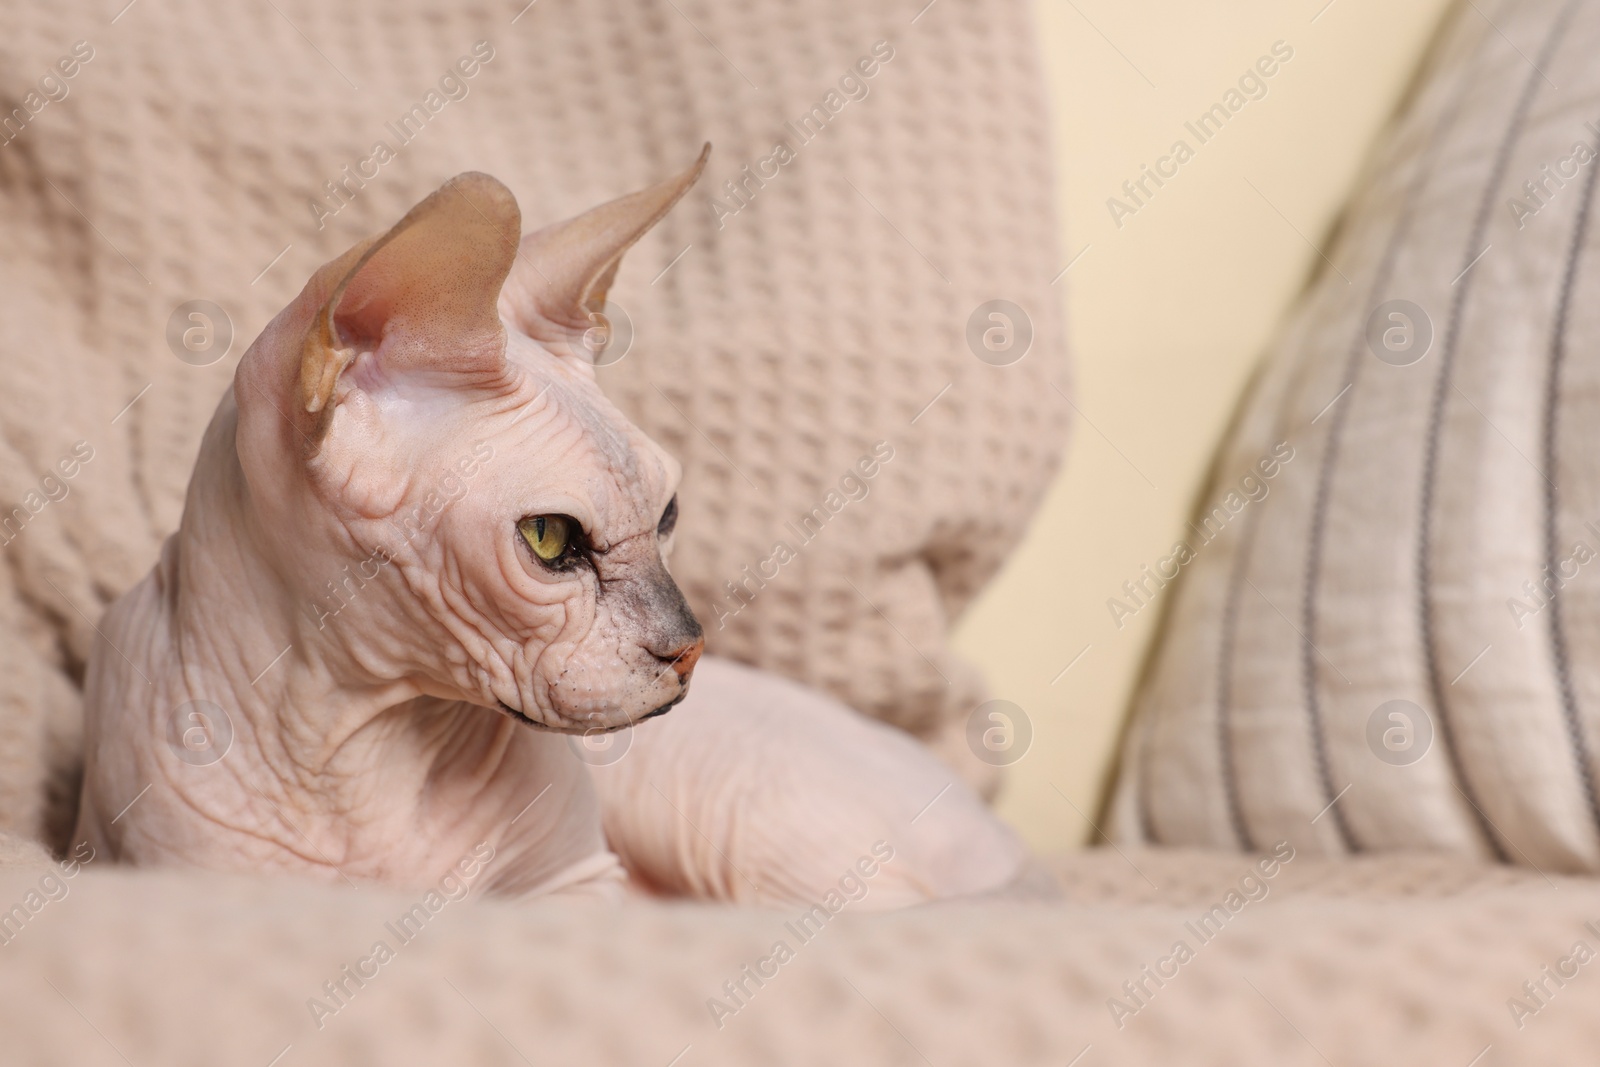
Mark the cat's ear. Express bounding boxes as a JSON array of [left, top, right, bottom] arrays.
[[299, 171, 521, 438], [499, 144, 709, 351]]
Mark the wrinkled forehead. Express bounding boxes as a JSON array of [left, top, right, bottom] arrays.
[[499, 333, 673, 515]]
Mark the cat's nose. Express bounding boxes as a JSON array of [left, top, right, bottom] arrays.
[[657, 637, 703, 682], [639, 563, 704, 682]]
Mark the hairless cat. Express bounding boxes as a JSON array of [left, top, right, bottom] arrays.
[[74, 148, 1032, 906]]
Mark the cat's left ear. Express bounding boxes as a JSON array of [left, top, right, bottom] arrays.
[[499, 144, 709, 353], [299, 171, 521, 439]]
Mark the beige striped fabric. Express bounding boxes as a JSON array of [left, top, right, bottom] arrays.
[[1108, 0, 1600, 871]]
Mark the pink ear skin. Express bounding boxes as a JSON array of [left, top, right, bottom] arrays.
[[231, 172, 524, 466], [499, 143, 710, 350], [236, 149, 710, 466], [590, 656, 1035, 908], [300, 172, 523, 445]]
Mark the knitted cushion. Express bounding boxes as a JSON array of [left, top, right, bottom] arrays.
[[0, 0, 1069, 844], [1108, 0, 1600, 871]]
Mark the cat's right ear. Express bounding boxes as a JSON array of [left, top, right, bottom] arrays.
[[498, 145, 708, 359], [236, 171, 521, 455]]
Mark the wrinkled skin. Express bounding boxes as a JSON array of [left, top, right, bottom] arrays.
[[594, 657, 1031, 906], [72, 160, 1032, 905]]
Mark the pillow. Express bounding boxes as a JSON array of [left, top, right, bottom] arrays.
[[0, 0, 1069, 843], [1107, 0, 1600, 871]]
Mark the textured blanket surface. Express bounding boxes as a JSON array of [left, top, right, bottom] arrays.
[[2, 837, 1596, 1066], [0, 0, 1069, 846]]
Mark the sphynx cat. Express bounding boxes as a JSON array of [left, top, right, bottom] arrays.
[[73, 148, 1030, 906]]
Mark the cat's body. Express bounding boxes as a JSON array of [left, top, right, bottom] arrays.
[[74, 155, 1031, 906]]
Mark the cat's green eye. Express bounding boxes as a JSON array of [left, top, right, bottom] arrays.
[[519, 515, 571, 563]]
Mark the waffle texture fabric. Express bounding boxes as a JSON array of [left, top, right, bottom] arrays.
[[0, 0, 1070, 845], [2, 837, 1596, 1065], [1108, 0, 1600, 871]]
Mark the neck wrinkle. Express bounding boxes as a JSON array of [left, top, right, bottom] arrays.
[[165, 440, 424, 819]]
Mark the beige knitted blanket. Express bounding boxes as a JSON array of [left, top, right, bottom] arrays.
[[3, 834, 1596, 1065]]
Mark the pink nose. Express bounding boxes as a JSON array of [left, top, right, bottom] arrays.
[[665, 638, 703, 681]]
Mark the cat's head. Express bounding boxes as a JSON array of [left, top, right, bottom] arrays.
[[229, 151, 709, 732]]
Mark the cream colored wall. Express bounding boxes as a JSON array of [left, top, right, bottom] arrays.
[[952, 0, 1457, 851]]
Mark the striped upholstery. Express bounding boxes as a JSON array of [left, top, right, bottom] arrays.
[[1107, 0, 1600, 871]]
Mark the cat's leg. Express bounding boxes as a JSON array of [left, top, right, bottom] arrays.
[[468, 730, 630, 902], [588, 656, 1040, 908], [522, 850, 629, 901]]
